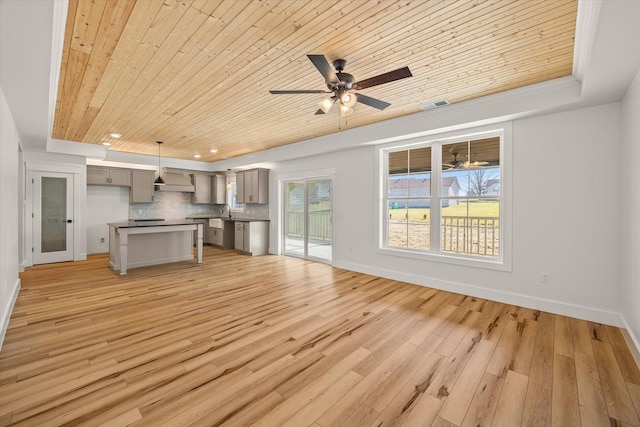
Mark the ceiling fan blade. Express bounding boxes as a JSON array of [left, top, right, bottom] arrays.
[[356, 93, 391, 110], [354, 66, 412, 90], [269, 90, 329, 94], [307, 54, 339, 84], [314, 109, 326, 115]]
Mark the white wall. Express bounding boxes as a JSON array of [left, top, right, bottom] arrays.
[[0, 87, 21, 349], [86, 186, 130, 254], [621, 69, 640, 348], [270, 103, 623, 326]]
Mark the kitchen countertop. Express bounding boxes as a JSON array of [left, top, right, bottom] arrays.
[[109, 219, 206, 228], [185, 216, 270, 222]]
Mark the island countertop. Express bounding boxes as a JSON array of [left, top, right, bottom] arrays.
[[109, 219, 206, 228]]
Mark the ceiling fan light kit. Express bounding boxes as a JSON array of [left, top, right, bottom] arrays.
[[318, 97, 334, 113], [270, 54, 412, 117], [340, 105, 353, 116], [341, 92, 357, 107]]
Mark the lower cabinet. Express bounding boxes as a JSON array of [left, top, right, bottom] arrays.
[[208, 228, 226, 247], [204, 219, 235, 249], [234, 221, 268, 256]]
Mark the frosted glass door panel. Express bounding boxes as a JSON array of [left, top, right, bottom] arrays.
[[41, 177, 67, 252], [33, 172, 74, 264]]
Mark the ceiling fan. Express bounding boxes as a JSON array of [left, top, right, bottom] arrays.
[[443, 152, 489, 170], [269, 54, 412, 116]]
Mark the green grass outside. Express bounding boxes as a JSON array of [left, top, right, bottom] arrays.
[[389, 200, 499, 223]]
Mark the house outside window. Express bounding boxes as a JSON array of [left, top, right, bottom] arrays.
[[379, 125, 511, 270]]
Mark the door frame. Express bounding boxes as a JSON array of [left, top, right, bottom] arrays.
[[33, 171, 75, 264], [25, 158, 85, 267], [279, 169, 334, 264]]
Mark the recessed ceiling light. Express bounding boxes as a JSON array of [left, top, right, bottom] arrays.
[[210, 148, 218, 153], [109, 132, 122, 138], [194, 154, 202, 159], [101, 141, 112, 146]]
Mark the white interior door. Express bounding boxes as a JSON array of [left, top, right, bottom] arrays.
[[33, 172, 74, 264]]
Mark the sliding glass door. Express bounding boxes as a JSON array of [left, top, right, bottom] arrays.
[[283, 178, 332, 262]]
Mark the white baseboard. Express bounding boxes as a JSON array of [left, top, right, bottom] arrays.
[[333, 260, 623, 327], [0, 278, 21, 351], [620, 316, 640, 367]]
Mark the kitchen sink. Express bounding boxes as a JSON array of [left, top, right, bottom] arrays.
[[209, 218, 224, 228]]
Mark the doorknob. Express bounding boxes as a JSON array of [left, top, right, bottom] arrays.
[[66, 219, 73, 223]]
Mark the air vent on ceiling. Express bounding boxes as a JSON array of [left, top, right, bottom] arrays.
[[420, 99, 450, 110]]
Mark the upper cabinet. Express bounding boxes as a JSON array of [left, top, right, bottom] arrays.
[[212, 174, 226, 204], [237, 168, 269, 204], [191, 174, 212, 204], [87, 166, 131, 186], [130, 170, 155, 203], [191, 174, 227, 204], [236, 171, 245, 203]]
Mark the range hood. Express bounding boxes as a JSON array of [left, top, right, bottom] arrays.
[[155, 172, 195, 192]]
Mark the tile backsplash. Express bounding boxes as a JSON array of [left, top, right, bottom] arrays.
[[234, 203, 269, 219], [129, 191, 269, 220]]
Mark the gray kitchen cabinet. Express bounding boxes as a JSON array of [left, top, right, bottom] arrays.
[[211, 228, 224, 246], [204, 218, 234, 249], [236, 168, 269, 204], [191, 174, 212, 204], [212, 174, 226, 204], [87, 166, 131, 186], [130, 170, 155, 203], [236, 171, 245, 203], [204, 223, 216, 245], [234, 221, 268, 255]]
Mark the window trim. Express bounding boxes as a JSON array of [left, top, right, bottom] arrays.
[[376, 122, 512, 271]]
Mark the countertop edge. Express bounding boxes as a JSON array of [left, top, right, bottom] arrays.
[[109, 220, 206, 228], [184, 216, 270, 222]]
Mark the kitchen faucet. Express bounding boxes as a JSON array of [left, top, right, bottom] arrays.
[[222, 204, 232, 219]]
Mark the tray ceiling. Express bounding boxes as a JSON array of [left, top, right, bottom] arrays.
[[52, 0, 578, 162]]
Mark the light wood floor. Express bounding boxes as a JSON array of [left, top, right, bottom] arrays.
[[1, 247, 639, 426]]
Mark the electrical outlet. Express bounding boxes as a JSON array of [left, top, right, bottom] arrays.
[[541, 273, 551, 283], [100, 237, 105, 243]]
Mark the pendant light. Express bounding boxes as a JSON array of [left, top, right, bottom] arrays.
[[154, 141, 165, 185]]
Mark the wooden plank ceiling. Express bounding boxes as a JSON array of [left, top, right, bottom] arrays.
[[52, 0, 578, 162]]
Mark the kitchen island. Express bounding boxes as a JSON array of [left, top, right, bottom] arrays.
[[108, 220, 204, 275]]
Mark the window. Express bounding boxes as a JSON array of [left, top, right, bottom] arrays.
[[380, 126, 510, 269], [227, 172, 244, 212], [387, 147, 431, 250], [440, 137, 500, 258]]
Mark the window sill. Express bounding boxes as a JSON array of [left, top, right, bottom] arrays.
[[375, 246, 512, 272]]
